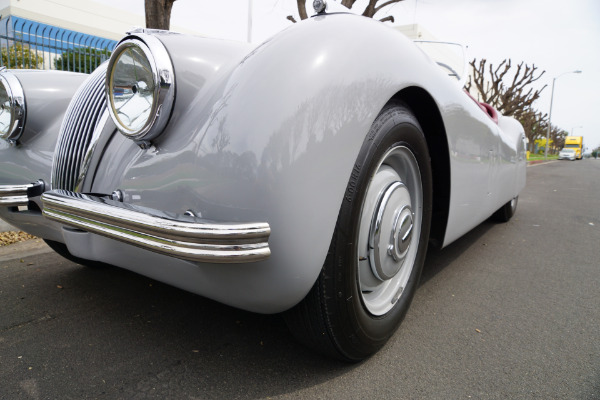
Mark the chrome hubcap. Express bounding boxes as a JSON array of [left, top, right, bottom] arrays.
[[369, 182, 413, 281], [357, 146, 422, 316]]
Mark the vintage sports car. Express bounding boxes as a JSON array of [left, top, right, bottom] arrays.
[[0, 5, 526, 361]]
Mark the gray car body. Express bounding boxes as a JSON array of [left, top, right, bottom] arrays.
[[0, 13, 526, 313], [0, 70, 87, 239]]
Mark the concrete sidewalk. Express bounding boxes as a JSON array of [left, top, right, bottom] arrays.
[[0, 219, 50, 258], [0, 236, 50, 261]]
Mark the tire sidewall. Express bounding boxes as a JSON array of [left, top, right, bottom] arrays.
[[328, 103, 433, 358]]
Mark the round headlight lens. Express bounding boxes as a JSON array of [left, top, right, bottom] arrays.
[[107, 35, 175, 143], [0, 69, 26, 142], [0, 83, 11, 136], [110, 45, 155, 133]]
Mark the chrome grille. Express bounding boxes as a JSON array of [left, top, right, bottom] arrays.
[[52, 63, 108, 191]]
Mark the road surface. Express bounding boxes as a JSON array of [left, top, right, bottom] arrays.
[[1, 160, 598, 399]]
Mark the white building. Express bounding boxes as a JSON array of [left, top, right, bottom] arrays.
[[0, 0, 201, 71], [0, 0, 195, 40]]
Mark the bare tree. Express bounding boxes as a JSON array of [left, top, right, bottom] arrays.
[[145, 0, 177, 30], [519, 108, 547, 153], [550, 126, 567, 155], [288, 0, 404, 23], [465, 59, 546, 120]]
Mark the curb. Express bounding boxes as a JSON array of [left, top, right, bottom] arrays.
[[0, 238, 52, 262], [527, 160, 557, 167]]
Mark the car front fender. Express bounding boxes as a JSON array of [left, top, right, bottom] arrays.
[[68, 14, 453, 312]]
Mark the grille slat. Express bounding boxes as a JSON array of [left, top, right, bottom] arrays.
[[70, 89, 105, 190], [63, 70, 104, 190], [67, 79, 102, 189], [52, 63, 108, 191], [57, 73, 95, 189]]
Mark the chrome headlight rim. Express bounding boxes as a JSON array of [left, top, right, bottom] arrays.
[[106, 34, 175, 143], [0, 68, 27, 143]]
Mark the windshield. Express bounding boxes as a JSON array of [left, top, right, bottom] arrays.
[[561, 149, 575, 153], [414, 41, 467, 86]]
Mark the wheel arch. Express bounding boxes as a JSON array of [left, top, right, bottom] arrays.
[[391, 86, 450, 248]]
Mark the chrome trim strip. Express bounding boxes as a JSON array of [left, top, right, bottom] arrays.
[[41, 190, 271, 263], [74, 110, 109, 192], [0, 180, 44, 206]]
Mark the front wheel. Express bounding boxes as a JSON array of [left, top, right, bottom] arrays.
[[285, 102, 433, 361]]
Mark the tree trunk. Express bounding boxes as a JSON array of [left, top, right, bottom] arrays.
[[145, 0, 177, 30]]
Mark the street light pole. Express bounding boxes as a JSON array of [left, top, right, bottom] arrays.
[[247, 0, 253, 43], [545, 70, 582, 159]]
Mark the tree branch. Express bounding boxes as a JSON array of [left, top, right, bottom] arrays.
[[374, 0, 403, 14], [362, 0, 378, 17], [341, 0, 358, 9], [295, 0, 403, 21], [468, 57, 548, 147]]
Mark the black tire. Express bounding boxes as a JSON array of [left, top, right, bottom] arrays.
[[44, 239, 110, 268], [284, 102, 433, 361], [491, 196, 518, 223]]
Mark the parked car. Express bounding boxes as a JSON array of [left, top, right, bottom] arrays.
[[0, 8, 526, 361], [558, 148, 577, 160]]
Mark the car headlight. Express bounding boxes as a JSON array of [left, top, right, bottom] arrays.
[[0, 68, 26, 143], [106, 33, 175, 144]]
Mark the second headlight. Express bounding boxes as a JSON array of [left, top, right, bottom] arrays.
[[0, 68, 26, 143], [106, 33, 175, 144]]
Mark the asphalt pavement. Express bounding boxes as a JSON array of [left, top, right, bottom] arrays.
[[0, 219, 14, 232], [0, 160, 598, 399]]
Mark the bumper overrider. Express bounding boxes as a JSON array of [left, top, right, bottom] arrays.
[[40, 190, 271, 263], [0, 181, 45, 206]]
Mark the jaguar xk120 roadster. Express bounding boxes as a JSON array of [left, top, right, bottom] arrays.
[[0, 4, 525, 361]]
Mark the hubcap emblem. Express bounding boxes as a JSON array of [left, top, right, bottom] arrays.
[[388, 206, 413, 262], [369, 182, 414, 281]]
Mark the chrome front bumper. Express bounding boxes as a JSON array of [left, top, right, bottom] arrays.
[[41, 190, 271, 263], [0, 180, 45, 206]]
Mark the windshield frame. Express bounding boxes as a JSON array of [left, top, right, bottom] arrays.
[[413, 40, 468, 87]]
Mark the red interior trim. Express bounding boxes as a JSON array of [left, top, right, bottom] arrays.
[[463, 90, 499, 124]]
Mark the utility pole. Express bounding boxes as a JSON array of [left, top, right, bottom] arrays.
[[545, 70, 582, 159]]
